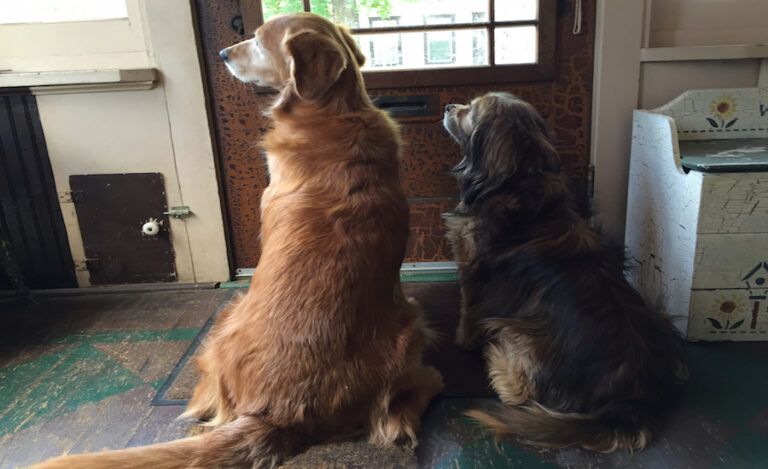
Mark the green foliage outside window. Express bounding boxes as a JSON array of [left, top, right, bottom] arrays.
[[261, 0, 414, 26]]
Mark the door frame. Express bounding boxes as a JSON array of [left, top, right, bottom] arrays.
[[589, 0, 647, 243]]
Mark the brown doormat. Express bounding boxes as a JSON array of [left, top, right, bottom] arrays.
[[153, 282, 492, 405]]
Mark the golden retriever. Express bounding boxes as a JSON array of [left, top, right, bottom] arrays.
[[442, 92, 686, 452], [35, 13, 442, 469]]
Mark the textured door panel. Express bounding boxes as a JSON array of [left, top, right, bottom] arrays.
[[193, 0, 595, 268], [70, 173, 175, 285]]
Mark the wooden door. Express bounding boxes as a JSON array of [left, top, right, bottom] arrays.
[[193, 0, 595, 271], [70, 173, 176, 285]]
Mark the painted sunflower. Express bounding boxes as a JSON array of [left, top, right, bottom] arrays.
[[709, 96, 737, 120], [706, 293, 748, 330]]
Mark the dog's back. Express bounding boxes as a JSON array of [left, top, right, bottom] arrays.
[[464, 180, 685, 451]]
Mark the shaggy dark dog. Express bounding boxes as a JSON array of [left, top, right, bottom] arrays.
[[442, 92, 686, 452]]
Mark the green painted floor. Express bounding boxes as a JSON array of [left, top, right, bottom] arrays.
[[1, 285, 767, 468]]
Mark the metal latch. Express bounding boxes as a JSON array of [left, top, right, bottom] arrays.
[[587, 164, 595, 199], [163, 206, 192, 219]]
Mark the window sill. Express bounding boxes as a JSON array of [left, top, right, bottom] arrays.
[[0, 68, 157, 95]]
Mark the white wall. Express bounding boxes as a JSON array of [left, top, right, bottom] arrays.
[[640, 0, 768, 109], [648, 0, 768, 47], [0, 0, 230, 285], [640, 59, 763, 109], [592, 0, 768, 241]]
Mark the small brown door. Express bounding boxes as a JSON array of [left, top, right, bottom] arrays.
[[70, 173, 175, 285], [193, 0, 595, 272]]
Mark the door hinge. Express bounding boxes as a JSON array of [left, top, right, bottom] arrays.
[[587, 164, 595, 200], [58, 191, 85, 203]]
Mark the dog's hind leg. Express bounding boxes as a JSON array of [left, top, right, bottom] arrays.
[[368, 293, 443, 446], [182, 301, 240, 426], [484, 331, 538, 405], [182, 354, 236, 427], [369, 365, 444, 447]]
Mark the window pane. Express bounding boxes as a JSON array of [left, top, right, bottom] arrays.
[[495, 0, 538, 22], [357, 28, 488, 71], [471, 27, 488, 65], [262, 0, 305, 22], [310, 0, 489, 29], [494, 26, 536, 64], [367, 20, 403, 66], [0, 0, 127, 24], [425, 31, 454, 64], [424, 14, 455, 64]]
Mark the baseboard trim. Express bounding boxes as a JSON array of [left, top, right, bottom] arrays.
[[233, 262, 459, 283], [0, 282, 219, 298]]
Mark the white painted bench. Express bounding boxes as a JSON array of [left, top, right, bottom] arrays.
[[625, 88, 768, 341]]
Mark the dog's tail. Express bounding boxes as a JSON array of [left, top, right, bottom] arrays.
[[32, 414, 303, 469], [466, 401, 650, 453]]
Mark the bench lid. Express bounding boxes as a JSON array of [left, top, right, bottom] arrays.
[[680, 138, 768, 172]]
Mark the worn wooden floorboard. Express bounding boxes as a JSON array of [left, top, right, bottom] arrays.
[[0, 289, 229, 468], [0, 287, 767, 468], [125, 404, 190, 448]]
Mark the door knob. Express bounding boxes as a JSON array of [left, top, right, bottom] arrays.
[[141, 218, 162, 236]]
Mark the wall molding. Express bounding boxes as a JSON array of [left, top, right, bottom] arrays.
[[590, 0, 646, 243], [641, 44, 768, 63], [235, 262, 459, 279], [0, 68, 157, 95]]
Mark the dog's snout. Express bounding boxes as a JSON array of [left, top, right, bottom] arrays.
[[219, 48, 229, 61], [445, 104, 457, 113]]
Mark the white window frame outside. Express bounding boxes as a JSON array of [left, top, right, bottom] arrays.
[[368, 17, 403, 68], [423, 14, 456, 65]]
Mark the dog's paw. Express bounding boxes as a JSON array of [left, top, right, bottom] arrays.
[[369, 418, 418, 449]]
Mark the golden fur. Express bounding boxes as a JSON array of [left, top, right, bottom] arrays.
[[34, 13, 442, 469]]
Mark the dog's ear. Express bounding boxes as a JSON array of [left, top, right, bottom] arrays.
[[456, 104, 560, 205], [284, 29, 348, 102], [479, 119, 517, 200], [521, 110, 560, 174], [455, 119, 515, 205], [339, 26, 366, 66], [483, 104, 561, 179]]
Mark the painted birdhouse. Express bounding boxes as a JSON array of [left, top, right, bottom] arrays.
[[625, 87, 768, 341]]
